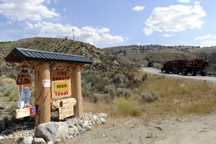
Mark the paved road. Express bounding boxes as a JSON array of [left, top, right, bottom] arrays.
[[142, 67, 216, 84]]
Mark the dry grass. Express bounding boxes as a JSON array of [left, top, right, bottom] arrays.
[[84, 72, 216, 119], [136, 71, 216, 116], [83, 97, 142, 119]]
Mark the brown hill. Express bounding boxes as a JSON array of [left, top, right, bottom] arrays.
[[103, 45, 201, 67], [103, 45, 216, 72], [0, 37, 125, 76]]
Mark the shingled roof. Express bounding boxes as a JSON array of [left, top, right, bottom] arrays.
[[5, 48, 93, 64]]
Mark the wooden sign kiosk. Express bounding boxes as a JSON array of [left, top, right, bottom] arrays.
[[5, 48, 93, 126]]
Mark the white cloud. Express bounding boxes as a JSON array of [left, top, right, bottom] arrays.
[[132, 6, 145, 11], [7, 21, 13, 24], [143, 27, 153, 35], [98, 28, 110, 33], [63, 8, 66, 11], [194, 34, 212, 40], [200, 40, 216, 47], [46, 0, 51, 4], [125, 37, 129, 40], [25, 22, 34, 29], [163, 34, 175, 37], [26, 21, 124, 45], [101, 34, 124, 44], [177, 0, 190, 3], [143, 2, 206, 35], [0, 0, 60, 21]]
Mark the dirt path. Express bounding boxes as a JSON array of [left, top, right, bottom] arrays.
[[142, 67, 216, 84], [67, 113, 216, 144]]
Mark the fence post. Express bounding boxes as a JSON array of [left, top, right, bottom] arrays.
[[70, 64, 83, 118], [34, 62, 51, 127]]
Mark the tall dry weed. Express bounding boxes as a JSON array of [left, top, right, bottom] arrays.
[[89, 72, 216, 117]]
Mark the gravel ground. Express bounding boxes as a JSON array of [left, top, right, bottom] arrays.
[[68, 113, 216, 144]]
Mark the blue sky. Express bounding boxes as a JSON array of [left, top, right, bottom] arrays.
[[0, 0, 216, 48]]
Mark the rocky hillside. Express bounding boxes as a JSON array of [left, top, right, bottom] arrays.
[[0, 37, 125, 76], [104, 44, 216, 71], [198, 52, 216, 72], [103, 45, 201, 66], [104, 45, 202, 54]]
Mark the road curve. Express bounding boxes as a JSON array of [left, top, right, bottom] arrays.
[[142, 67, 216, 84]]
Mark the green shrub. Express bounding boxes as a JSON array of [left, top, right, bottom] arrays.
[[90, 93, 109, 103], [6, 73, 16, 80], [93, 78, 108, 91], [133, 78, 142, 87], [142, 74, 148, 82], [117, 88, 132, 98], [113, 73, 128, 87], [114, 97, 142, 117], [147, 61, 154, 67], [141, 91, 159, 102], [104, 84, 115, 93], [82, 83, 92, 97], [107, 72, 115, 78], [4, 85, 19, 102], [152, 91, 160, 98]]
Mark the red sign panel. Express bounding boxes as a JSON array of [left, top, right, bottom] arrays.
[[30, 106, 37, 115]]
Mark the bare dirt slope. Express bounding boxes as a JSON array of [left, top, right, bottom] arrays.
[[68, 113, 216, 144]]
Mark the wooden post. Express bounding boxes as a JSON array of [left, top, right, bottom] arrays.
[[70, 64, 83, 118], [34, 62, 51, 126]]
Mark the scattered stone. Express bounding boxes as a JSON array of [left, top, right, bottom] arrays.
[[32, 138, 46, 144], [79, 129, 85, 134], [100, 118, 106, 124], [92, 121, 96, 126], [35, 122, 69, 141], [65, 135, 70, 140], [72, 132, 79, 137], [75, 123, 83, 131], [96, 119, 101, 124], [20, 136, 33, 144], [1, 131, 8, 135], [102, 134, 106, 137], [0, 134, 4, 137], [47, 141, 54, 144], [54, 138, 61, 143], [93, 115, 98, 120], [0, 135, 4, 140], [80, 120, 89, 128], [69, 127, 78, 133], [100, 113, 108, 118], [86, 126, 93, 130], [0, 112, 107, 140], [67, 121, 75, 127]]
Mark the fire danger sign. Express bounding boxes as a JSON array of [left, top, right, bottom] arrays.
[[51, 70, 71, 99]]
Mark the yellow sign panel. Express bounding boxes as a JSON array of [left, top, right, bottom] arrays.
[[55, 82, 69, 91]]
